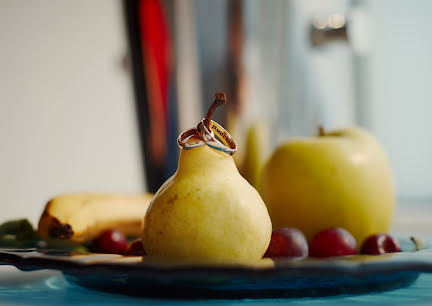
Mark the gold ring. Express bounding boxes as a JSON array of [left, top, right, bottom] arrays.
[[196, 119, 237, 155]]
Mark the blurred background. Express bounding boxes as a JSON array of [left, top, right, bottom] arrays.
[[0, 0, 431, 228]]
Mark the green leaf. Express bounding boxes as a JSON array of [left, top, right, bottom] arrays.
[[0, 219, 35, 242]]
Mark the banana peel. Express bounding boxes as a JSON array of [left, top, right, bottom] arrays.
[[37, 193, 153, 243]]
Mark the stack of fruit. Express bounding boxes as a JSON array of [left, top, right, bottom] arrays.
[[3, 92, 405, 262], [257, 124, 399, 259]]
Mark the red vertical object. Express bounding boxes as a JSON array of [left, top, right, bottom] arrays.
[[138, 0, 172, 166]]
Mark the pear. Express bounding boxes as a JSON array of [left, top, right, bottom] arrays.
[[143, 94, 272, 262], [240, 120, 270, 189]]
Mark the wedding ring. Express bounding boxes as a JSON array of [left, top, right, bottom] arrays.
[[178, 120, 237, 155], [177, 128, 205, 149], [197, 119, 237, 155]]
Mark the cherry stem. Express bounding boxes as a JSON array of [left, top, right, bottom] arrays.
[[318, 125, 326, 137], [204, 92, 226, 128]]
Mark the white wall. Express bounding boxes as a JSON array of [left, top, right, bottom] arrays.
[[368, 0, 432, 199], [278, 0, 432, 200], [0, 0, 146, 225]]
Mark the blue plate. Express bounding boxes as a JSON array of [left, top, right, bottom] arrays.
[[0, 238, 431, 299]]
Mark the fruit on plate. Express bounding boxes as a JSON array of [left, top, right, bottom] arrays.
[[360, 233, 401, 255], [0, 219, 36, 247], [143, 93, 272, 262], [309, 227, 357, 258], [37, 193, 154, 243], [264, 227, 308, 258], [260, 126, 395, 245], [125, 237, 146, 256], [92, 229, 128, 254]]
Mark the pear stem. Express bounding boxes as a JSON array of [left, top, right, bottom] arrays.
[[204, 92, 226, 128], [318, 125, 326, 137]]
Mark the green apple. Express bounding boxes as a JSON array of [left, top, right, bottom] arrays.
[[260, 126, 395, 245]]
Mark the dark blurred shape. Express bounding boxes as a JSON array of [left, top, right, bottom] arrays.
[[195, 0, 231, 125], [226, 0, 244, 119], [310, 13, 348, 46], [124, 0, 176, 192], [125, 0, 238, 192]]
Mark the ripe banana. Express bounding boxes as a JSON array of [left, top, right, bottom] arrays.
[[37, 193, 153, 243]]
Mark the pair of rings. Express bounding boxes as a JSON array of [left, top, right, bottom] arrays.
[[177, 119, 237, 155]]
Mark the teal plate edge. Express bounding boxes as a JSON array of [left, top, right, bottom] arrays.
[[0, 244, 432, 299]]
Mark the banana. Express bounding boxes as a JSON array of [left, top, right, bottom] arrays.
[[37, 193, 153, 243]]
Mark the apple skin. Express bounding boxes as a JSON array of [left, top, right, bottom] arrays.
[[260, 127, 395, 245]]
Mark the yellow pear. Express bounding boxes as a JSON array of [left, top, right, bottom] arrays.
[[143, 93, 272, 262], [240, 121, 270, 189], [260, 126, 395, 245]]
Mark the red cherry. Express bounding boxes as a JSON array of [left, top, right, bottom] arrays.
[[264, 227, 308, 258], [93, 230, 128, 254], [309, 227, 357, 258], [360, 234, 401, 255], [124, 238, 146, 256]]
